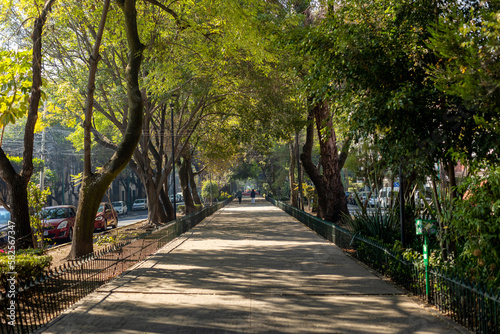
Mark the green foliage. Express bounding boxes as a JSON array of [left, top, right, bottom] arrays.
[[343, 206, 400, 245], [201, 180, 219, 202], [27, 182, 51, 250], [94, 233, 133, 247], [218, 191, 231, 201], [0, 50, 32, 130], [0, 249, 52, 286], [428, 2, 500, 165], [230, 161, 260, 180], [6, 155, 45, 174], [451, 166, 500, 289]]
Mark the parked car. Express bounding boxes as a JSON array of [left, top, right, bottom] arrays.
[[367, 195, 378, 207], [94, 202, 118, 231], [0, 206, 11, 243], [169, 193, 183, 203], [42, 205, 77, 241], [415, 188, 433, 209], [353, 191, 377, 207], [132, 198, 147, 211], [345, 193, 356, 205], [378, 187, 400, 208], [242, 190, 259, 196], [112, 201, 128, 215]]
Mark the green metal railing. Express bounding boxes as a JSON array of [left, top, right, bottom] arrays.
[[0, 199, 231, 334], [267, 196, 499, 334]]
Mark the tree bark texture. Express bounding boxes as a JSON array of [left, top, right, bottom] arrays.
[[160, 187, 175, 221], [189, 164, 202, 206], [69, 0, 144, 259], [289, 141, 298, 206], [300, 102, 348, 223], [178, 153, 196, 214], [145, 173, 168, 225]]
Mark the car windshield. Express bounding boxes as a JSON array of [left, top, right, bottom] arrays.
[[113, 202, 122, 207], [134, 200, 144, 204], [43, 208, 69, 219]]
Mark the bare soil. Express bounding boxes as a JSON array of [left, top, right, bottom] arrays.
[[45, 222, 149, 269]]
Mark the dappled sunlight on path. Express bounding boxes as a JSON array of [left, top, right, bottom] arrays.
[[39, 197, 464, 334]]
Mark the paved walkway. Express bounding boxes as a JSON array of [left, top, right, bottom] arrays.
[[38, 198, 467, 333]]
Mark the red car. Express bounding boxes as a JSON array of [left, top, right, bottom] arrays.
[[242, 190, 259, 196], [94, 202, 118, 231], [42, 205, 77, 241]]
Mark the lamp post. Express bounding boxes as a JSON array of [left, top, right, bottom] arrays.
[[399, 163, 405, 247], [170, 102, 176, 220]]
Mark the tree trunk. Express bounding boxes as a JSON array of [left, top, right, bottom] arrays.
[[69, 0, 144, 259], [447, 160, 457, 200], [160, 186, 175, 221], [300, 102, 348, 223], [189, 164, 202, 206], [178, 154, 196, 214], [145, 173, 167, 225], [289, 141, 298, 206], [10, 176, 33, 248]]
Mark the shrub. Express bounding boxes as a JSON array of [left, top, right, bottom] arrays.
[[201, 181, 218, 202], [451, 166, 500, 290], [343, 206, 400, 245], [0, 249, 52, 288], [218, 191, 231, 201]]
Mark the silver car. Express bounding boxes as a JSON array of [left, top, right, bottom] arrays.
[[132, 199, 147, 211], [112, 201, 128, 215]]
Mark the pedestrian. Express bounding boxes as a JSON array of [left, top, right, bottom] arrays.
[[236, 190, 242, 204], [250, 189, 256, 204]]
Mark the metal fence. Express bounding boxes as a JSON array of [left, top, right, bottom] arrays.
[[0, 199, 231, 334], [267, 197, 500, 334]]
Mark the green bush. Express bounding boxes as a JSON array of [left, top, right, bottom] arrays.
[[218, 191, 231, 201], [343, 207, 400, 245], [451, 166, 500, 290], [0, 249, 52, 287], [201, 181, 218, 202]]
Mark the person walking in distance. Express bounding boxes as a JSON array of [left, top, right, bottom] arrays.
[[251, 189, 256, 204], [236, 190, 242, 204]]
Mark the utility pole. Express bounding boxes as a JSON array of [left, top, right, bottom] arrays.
[[399, 163, 405, 247]]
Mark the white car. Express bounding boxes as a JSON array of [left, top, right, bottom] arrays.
[[132, 199, 147, 210], [378, 187, 400, 208], [112, 201, 128, 215]]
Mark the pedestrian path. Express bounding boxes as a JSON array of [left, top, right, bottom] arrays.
[[38, 198, 466, 333]]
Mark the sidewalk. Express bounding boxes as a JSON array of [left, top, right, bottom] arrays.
[[38, 198, 467, 333]]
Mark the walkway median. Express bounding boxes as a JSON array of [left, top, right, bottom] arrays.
[[38, 197, 467, 333]]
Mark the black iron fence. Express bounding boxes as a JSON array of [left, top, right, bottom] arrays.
[[0, 199, 231, 334], [267, 197, 499, 334]]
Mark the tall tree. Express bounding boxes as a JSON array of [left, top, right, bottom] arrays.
[[0, 0, 57, 249], [69, 0, 145, 258], [300, 102, 349, 222]]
